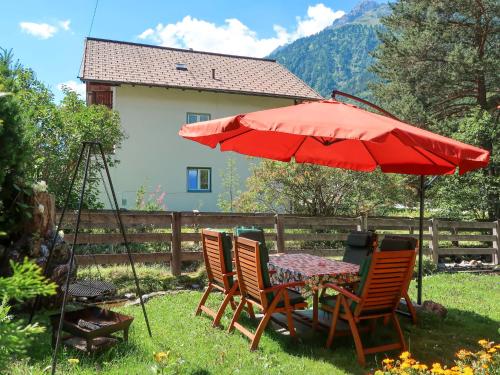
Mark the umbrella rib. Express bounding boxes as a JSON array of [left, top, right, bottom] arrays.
[[361, 141, 378, 166], [291, 136, 308, 158], [311, 137, 344, 146], [218, 128, 253, 146], [392, 131, 455, 168], [412, 145, 456, 168]]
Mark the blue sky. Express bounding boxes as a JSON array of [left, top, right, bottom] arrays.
[[1, 0, 362, 102]]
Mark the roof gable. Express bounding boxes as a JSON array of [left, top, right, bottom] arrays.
[[79, 38, 322, 101]]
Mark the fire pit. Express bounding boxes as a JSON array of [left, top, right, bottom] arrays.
[[49, 306, 133, 353]]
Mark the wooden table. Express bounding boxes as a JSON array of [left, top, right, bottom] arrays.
[[268, 253, 360, 330]]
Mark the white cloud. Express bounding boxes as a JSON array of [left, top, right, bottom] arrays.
[[19, 19, 71, 39], [20, 22, 58, 39], [57, 80, 86, 99], [293, 4, 345, 39], [137, 3, 345, 57], [59, 20, 71, 31]]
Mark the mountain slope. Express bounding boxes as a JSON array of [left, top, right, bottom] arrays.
[[269, 1, 389, 99]]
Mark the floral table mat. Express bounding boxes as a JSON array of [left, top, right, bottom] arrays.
[[268, 253, 360, 297]]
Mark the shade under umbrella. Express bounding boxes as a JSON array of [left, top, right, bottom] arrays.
[[179, 100, 489, 175]]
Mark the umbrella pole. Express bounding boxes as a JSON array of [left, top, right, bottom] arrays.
[[417, 175, 425, 305]]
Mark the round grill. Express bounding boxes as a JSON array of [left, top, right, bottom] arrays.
[[64, 280, 117, 298]]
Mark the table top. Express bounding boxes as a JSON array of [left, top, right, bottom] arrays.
[[268, 253, 360, 277]]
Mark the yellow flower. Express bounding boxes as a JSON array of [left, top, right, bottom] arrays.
[[478, 339, 489, 348], [67, 358, 79, 365], [462, 366, 473, 375], [383, 358, 394, 364], [153, 351, 169, 363], [456, 349, 472, 359], [400, 351, 411, 360], [480, 353, 492, 361], [432, 363, 442, 369], [488, 347, 496, 353], [451, 367, 459, 371], [401, 362, 411, 369], [482, 364, 489, 369], [374, 371, 384, 375]]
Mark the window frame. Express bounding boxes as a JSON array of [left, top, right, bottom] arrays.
[[186, 167, 212, 193], [186, 112, 211, 124]]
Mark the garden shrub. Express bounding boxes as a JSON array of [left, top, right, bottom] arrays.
[[0, 258, 56, 371]]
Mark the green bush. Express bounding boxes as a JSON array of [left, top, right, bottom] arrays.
[[0, 259, 56, 371]]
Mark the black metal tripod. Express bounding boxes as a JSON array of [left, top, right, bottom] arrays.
[[28, 141, 152, 375]]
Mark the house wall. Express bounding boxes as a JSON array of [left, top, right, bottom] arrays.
[[108, 85, 294, 211]]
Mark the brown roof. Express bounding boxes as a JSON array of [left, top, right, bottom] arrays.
[[79, 38, 322, 100]]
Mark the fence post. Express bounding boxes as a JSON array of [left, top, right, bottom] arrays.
[[275, 214, 285, 253], [170, 211, 182, 276], [357, 215, 368, 231], [493, 220, 499, 265], [428, 218, 439, 264]]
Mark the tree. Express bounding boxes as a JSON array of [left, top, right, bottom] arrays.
[[370, 0, 499, 219], [0, 49, 32, 240], [431, 108, 499, 219], [234, 160, 411, 217], [3, 50, 125, 209], [217, 158, 241, 212]]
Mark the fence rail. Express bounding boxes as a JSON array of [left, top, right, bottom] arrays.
[[57, 210, 500, 275]]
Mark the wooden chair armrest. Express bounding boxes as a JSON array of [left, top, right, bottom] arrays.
[[323, 283, 361, 303], [223, 272, 237, 277], [262, 281, 305, 293]]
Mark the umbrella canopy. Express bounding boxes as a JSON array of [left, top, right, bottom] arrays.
[[179, 100, 490, 175]]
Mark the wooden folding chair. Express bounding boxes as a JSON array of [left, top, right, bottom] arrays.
[[322, 250, 417, 366], [379, 236, 419, 324], [195, 229, 255, 327], [228, 236, 308, 350]]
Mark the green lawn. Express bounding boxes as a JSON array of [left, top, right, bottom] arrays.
[[10, 272, 500, 375]]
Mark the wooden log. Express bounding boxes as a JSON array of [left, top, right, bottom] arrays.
[[59, 210, 172, 228], [283, 216, 360, 227], [180, 213, 275, 227], [438, 234, 496, 242], [76, 252, 171, 265], [171, 212, 182, 276], [493, 221, 499, 265], [284, 233, 348, 241], [275, 214, 285, 253], [429, 219, 439, 264], [436, 220, 495, 229], [75, 251, 203, 266], [65, 232, 172, 244], [437, 248, 496, 255]]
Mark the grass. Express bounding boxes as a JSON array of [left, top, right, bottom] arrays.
[[77, 264, 205, 295], [10, 272, 500, 375]]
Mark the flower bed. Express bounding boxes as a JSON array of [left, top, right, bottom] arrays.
[[374, 340, 499, 374]]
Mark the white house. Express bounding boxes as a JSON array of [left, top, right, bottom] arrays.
[[79, 38, 322, 211]]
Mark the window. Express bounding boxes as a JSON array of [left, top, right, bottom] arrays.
[[187, 167, 211, 192], [187, 112, 211, 124]]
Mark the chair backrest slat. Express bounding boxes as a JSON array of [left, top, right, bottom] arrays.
[[355, 250, 416, 316], [202, 229, 229, 288], [234, 237, 265, 305]]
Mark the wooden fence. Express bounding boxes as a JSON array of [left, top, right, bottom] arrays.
[[59, 210, 499, 275]]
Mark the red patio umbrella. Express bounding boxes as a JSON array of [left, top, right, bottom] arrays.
[[179, 94, 490, 304]]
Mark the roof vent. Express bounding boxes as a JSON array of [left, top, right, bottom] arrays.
[[175, 63, 188, 71]]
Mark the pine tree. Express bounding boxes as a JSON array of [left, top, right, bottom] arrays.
[[370, 0, 499, 219]]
